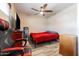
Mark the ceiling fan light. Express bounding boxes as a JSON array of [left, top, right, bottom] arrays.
[[40, 12, 43, 15]]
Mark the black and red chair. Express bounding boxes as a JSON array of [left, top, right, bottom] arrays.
[[0, 18, 32, 56]]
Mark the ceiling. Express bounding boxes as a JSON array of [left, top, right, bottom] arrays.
[[14, 3, 75, 17]]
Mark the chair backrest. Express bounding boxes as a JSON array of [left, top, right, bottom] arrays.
[[0, 19, 13, 49], [0, 30, 23, 50], [0, 31, 13, 50]]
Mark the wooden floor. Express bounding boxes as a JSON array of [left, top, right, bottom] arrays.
[[27, 41, 61, 56]]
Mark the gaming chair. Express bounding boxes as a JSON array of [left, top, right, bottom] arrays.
[[0, 18, 32, 56]]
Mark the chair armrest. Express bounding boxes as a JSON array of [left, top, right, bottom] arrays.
[[0, 46, 31, 52], [0, 46, 31, 56], [0, 47, 24, 52]]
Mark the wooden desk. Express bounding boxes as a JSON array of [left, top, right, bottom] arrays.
[[11, 31, 23, 41], [11, 31, 23, 47]]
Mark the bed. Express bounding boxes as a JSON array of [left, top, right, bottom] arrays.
[[29, 31, 59, 47]]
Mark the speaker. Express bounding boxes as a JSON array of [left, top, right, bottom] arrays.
[[23, 27, 29, 38], [15, 13, 20, 30]]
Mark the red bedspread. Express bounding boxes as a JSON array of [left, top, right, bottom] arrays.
[[30, 31, 59, 44]]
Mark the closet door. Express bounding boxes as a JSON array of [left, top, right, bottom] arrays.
[[59, 34, 77, 56]]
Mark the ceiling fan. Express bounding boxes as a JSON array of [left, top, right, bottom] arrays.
[[31, 4, 53, 16]]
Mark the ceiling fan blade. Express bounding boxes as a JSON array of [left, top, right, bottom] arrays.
[[44, 10, 53, 12], [43, 4, 48, 9], [31, 8, 39, 12], [34, 13, 39, 15]]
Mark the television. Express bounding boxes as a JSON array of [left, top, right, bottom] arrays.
[[15, 13, 20, 30]]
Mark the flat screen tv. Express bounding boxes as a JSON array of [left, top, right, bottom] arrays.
[[15, 13, 20, 30]]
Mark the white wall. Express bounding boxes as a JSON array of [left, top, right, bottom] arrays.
[[18, 13, 47, 33], [0, 10, 9, 22], [18, 4, 77, 35], [47, 4, 77, 35], [0, 3, 10, 23], [0, 3, 9, 16]]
